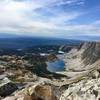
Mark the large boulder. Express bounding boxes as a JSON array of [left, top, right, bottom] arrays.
[[0, 77, 18, 97], [33, 84, 57, 100], [0, 82, 18, 97]]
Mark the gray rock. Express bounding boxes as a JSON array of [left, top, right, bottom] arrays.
[[0, 82, 18, 97], [82, 42, 100, 65], [0, 77, 18, 97]]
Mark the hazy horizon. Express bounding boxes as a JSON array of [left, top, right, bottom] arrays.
[[0, 33, 100, 41]]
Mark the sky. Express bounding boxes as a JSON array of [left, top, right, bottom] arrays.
[[0, 0, 100, 40]]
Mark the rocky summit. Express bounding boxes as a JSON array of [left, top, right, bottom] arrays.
[[0, 42, 100, 100]]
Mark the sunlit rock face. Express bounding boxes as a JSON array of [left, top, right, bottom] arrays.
[[34, 84, 57, 100], [82, 42, 100, 65]]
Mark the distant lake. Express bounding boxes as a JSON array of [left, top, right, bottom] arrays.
[[47, 54, 65, 72]]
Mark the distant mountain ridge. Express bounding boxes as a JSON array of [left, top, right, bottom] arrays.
[[0, 33, 19, 38], [0, 37, 81, 49]]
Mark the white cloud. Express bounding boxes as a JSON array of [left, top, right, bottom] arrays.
[[54, 0, 85, 6], [0, 0, 100, 38]]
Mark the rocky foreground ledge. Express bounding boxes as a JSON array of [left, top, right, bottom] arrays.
[[0, 42, 100, 100]]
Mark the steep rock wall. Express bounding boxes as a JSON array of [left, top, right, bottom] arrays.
[[81, 42, 100, 65]]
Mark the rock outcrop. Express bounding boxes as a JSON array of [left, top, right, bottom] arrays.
[[0, 76, 18, 97], [2, 84, 57, 100], [82, 42, 100, 65]]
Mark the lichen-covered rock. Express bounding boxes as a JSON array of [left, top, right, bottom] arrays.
[[0, 82, 18, 97]]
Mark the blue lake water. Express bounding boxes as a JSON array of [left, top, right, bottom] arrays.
[[47, 55, 65, 72]]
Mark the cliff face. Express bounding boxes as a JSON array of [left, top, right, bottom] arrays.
[[82, 42, 100, 65], [64, 42, 100, 71]]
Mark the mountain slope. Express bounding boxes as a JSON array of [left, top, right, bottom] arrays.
[[82, 42, 100, 65], [60, 42, 100, 100]]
